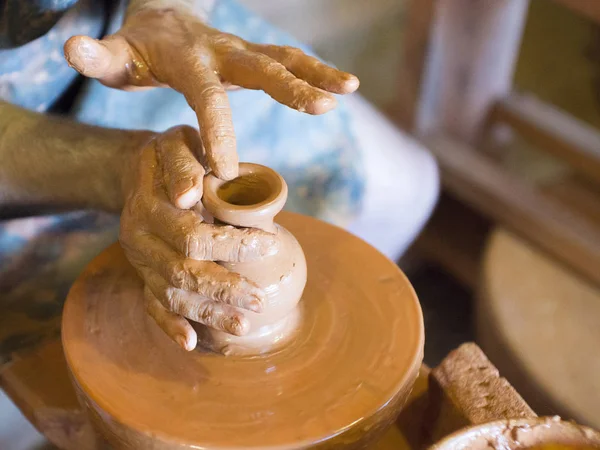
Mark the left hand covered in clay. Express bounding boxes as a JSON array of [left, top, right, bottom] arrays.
[[63, 6, 359, 180], [120, 126, 280, 351]]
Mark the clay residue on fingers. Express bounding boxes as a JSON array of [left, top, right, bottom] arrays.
[[248, 43, 360, 94], [218, 49, 338, 115]]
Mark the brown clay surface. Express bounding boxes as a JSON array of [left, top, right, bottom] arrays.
[[62, 211, 424, 449], [424, 343, 535, 445]]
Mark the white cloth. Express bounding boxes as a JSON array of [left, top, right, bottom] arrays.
[[346, 95, 440, 261]]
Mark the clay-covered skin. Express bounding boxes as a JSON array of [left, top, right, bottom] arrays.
[[0, 100, 277, 352], [120, 126, 281, 351], [0, 100, 147, 213], [63, 5, 360, 180]]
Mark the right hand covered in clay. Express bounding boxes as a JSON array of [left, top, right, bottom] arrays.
[[63, 6, 359, 180], [120, 126, 279, 351]]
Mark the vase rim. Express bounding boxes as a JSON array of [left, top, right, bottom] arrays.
[[202, 163, 288, 230]]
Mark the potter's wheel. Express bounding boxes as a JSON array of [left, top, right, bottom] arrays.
[[62, 212, 424, 449]]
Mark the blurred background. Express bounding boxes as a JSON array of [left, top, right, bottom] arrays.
[[3, 0, 600, 448], [244, 0, 600, 433], [241, 0, 405, 108]]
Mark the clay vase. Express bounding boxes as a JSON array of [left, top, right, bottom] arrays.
[[200, 163, 307, 355], [430, 417, 600, 450]]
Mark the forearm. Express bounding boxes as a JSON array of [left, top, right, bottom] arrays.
[[125, 0, 215, 21], [0, 102, 153, 214]]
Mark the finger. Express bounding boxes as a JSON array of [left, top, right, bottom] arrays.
[[157, 127, 206, 209], [142, 268, 250, 336], [141, 197, 279, 261], [219, 49, 337, 115], [144, 285, 197, 351], [64, 35, 154, 89], [248, 44, 359, 94], [128, 233, 265, 311], [179, 65, 238, 180]]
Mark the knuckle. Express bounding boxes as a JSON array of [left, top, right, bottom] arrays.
[[168, 125, 189, 139], [162, 125, 197, 146], [130, 191, 152, 213], [200, 84, 226, 107], [284, 46, 302, 56], [185, 300, 214, 326], [211, 284, 232, 303], [190, 227, 213, 260], [211, 33, 244, 49], [171, 155, 195, 175], [183, 232, 201, 259], [164, 286, 182, 310], [198, 303, 215, 324], [166, 260, 187, 289]]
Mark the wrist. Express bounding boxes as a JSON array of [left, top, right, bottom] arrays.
[[116, 130, 157, 212], [0, 102, 159, 214]]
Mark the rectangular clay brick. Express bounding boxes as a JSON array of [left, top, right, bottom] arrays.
[[423, 342, 536, 445]]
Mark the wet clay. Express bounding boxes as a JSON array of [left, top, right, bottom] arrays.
[[62, 211, 424, 449], [199, 164, 307, 355], [430, 417, 600, 450]]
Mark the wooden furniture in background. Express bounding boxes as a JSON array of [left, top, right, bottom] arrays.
[[393, 0, 600, 429], [394, 0, 600, 289], [478, 228, 600, 430]]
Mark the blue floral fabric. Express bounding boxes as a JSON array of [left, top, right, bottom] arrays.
[[0, 0, 106, 111], [0, 0, 364, 358]]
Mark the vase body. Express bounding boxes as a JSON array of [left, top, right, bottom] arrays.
[[200, 163, 307, 355]]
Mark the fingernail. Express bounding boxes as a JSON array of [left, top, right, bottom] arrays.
[[79, 38, 99, 57], [342, 75, 360, 93]]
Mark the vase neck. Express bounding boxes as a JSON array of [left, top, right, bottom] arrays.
[[202, 163, 287, 234]]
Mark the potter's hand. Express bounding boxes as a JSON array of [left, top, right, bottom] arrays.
[[63, 7, 359, 180], [120, 126, 278, 351]]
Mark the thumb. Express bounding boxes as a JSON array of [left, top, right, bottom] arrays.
[[64, 35, 134, 88]]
